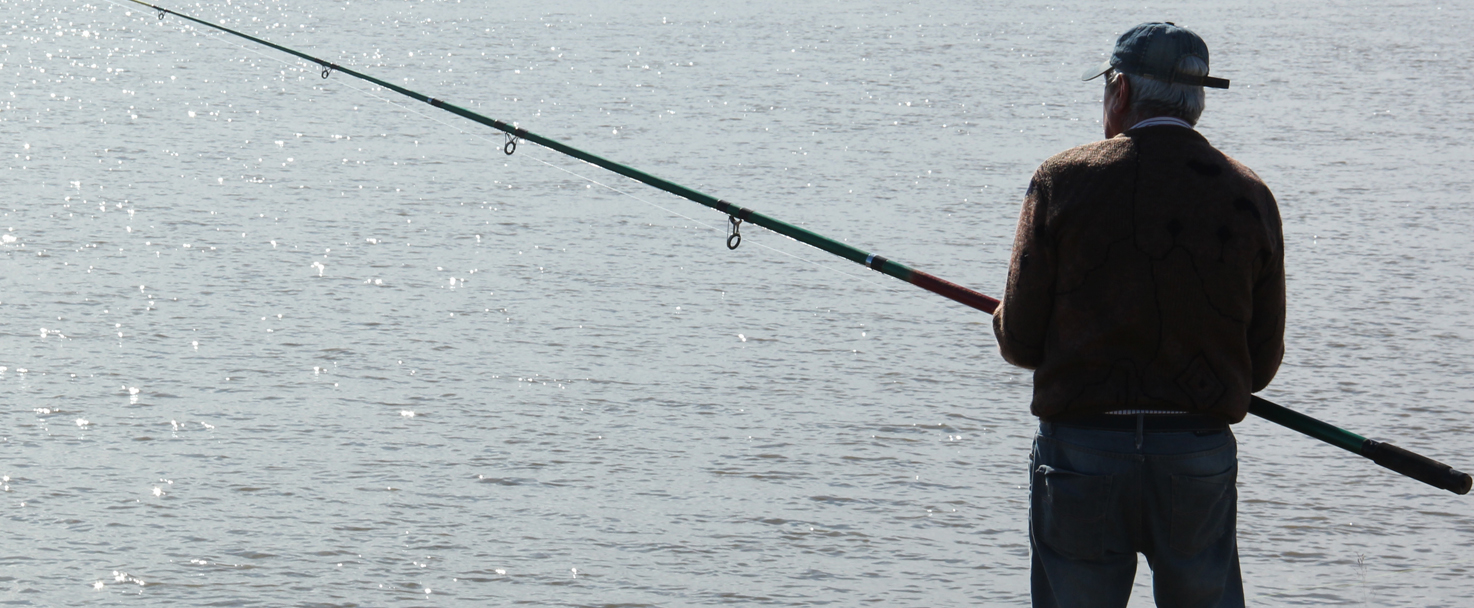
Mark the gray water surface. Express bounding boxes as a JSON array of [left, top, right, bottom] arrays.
[[4, 0, 1473, 605]]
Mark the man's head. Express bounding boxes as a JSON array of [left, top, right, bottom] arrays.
[[1083, 23, 1229, 136]]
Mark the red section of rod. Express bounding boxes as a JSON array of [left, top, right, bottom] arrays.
[[907, 270, 999, 314]]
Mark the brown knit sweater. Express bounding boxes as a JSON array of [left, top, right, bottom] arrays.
[[993, 125, 1285, 423]]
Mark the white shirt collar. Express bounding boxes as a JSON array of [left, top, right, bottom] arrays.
[[1130, 116, 1194, 130]]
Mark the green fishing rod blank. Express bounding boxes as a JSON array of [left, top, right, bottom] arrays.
[[126, 0, 1470, 495], [124, 0, 999, 316], [1250, 397, 1470, 495]]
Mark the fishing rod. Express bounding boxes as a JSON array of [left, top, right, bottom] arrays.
[[124, 0, 996, 314], [127, 1, 1470, 496]]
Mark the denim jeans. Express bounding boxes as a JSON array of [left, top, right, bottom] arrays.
[[1029, 422, 1244, 608]]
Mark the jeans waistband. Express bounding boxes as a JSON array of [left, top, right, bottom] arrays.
[[1047, 413, 1228, 433]]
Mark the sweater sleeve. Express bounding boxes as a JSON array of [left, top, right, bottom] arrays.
[[1248, 189, 1287, 392], [993, 171, 1056, 370]]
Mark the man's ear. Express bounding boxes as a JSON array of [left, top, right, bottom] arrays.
[[1110, 74, 1132, 112]]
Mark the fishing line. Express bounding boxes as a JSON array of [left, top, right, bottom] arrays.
[[298, 59, 909, 296]]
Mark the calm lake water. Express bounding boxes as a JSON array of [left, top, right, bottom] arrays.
[[4, 0, 1473, 605]]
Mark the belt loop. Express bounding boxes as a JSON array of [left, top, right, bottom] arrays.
[[1135, 413, 1144, 450]]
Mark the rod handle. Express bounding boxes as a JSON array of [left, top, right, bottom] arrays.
[[1362, 439, 1473, 495]]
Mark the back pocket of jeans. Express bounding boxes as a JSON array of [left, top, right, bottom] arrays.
[[1169, 465, 1237, 556], [1034, 464, 1113, 561]]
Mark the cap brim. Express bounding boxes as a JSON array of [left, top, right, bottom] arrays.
[[1081, 60, 1113, 82]]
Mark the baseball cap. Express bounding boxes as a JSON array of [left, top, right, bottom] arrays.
[[1081, 22, 1230, 89]]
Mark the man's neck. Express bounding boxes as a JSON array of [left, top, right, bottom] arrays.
[[1128, 116, 1194, 130]]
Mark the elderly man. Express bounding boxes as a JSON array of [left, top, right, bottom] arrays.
[[993, 23, 1286, 608]]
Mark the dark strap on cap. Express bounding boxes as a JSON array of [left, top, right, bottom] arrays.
[[1137, 72, 1230, 89], [1199, 75, 1230, 89]]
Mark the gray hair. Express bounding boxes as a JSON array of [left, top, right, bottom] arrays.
[[1110, 55, 1208, 126]]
